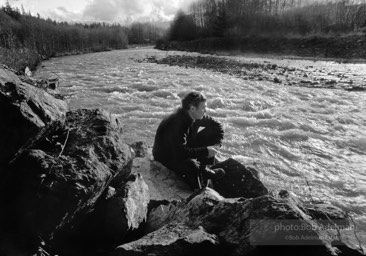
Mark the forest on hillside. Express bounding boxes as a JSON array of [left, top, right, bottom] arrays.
[[168, 0, 366, 41], [0, 2, 167, 71]]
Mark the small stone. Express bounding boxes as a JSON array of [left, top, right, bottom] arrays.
[[274, 77, 281, 83]]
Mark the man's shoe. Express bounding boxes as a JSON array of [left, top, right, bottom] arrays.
[[202, 167, 225, 180]]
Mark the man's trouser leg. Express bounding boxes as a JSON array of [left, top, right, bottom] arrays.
[[173, 159, 201, 190], [197, 156, 220, 188]]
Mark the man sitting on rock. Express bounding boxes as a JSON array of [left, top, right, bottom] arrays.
[[153, 91, 225, 189]]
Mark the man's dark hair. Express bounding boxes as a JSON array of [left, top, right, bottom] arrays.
[[181, 91, 206, 110]]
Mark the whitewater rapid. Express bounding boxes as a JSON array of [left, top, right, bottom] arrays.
[[35, 47, 366, 244]]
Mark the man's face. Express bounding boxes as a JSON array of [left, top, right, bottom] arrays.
[[190, 101, 207, 120]]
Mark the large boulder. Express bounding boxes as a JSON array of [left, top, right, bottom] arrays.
[[211, 158, 268, 198], [106, 174, 149, 238], [2, 108, 132, 253], [117, 188, 363, 256], [0, 67, 68, 170], [81, 173, 149, 246]]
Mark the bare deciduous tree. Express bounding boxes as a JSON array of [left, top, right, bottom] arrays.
[[170, 0, 366, 41]]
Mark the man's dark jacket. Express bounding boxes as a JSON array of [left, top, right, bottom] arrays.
[[152, 108, 208, 169], [153, 108, 224, 170]]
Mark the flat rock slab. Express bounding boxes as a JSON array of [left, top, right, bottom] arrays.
[[131, 157, 192, 202]]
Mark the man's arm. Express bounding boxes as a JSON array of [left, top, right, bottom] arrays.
[[188, 115, 224, 147], [173, 124, 208, 159], [205, 115, 224, 146]]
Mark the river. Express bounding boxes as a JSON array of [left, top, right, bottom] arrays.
[[35, 47, 366, 248]]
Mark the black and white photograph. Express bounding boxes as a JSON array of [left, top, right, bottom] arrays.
[[0, 0, 365, 255]]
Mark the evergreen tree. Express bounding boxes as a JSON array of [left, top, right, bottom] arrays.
[[169, 11, 198, 41]]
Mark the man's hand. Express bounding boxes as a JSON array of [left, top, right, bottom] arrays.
[[207, 146, 218, 158], [192, 159, 200, 168]]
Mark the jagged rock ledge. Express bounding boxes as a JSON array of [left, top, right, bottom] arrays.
[[0, 66, 364, 256]]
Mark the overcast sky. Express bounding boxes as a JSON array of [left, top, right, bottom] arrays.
[[1, 0, 195, 24]]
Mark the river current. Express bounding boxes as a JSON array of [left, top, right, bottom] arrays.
[[35, 47, 366, 246]]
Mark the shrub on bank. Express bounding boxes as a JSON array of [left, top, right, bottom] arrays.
[[0, 47, 42, 72]]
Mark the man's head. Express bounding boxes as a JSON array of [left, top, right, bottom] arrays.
[[182, 91, 207, 120]]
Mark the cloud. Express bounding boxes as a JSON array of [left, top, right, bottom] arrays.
[[6, 0, 197, 24], [83, 0, 121, 22], [81, 0, 196, 24], [47, 6, 82, 22]]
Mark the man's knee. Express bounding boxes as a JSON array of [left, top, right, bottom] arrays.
[[183, 159, 200, 171], [176, 159, 200, 189]]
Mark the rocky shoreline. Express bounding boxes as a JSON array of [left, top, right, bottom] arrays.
[[143, 55, 366, 91], [0, 66, 365, 256]]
